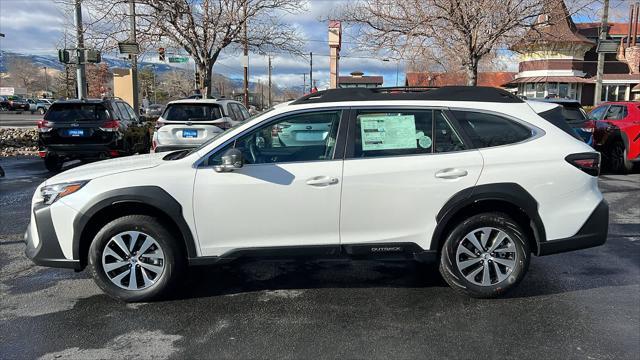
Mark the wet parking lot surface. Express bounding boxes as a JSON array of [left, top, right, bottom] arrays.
[[0, 157, 638, 359]]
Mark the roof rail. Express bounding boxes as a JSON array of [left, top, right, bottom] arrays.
[[290, 86, 523, 104]]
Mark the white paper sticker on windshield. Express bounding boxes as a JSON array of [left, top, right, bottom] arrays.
[[360, 115, 417, 151]]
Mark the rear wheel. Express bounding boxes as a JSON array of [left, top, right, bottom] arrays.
[[44, 154, 63, 172], [439, 212, 530, 298], [607, 141, 633, 174], [88, 215, 185, 302]]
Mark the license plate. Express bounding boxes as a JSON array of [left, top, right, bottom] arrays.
[[66, 129, 85, 137], [295, 131, 326, 141], [182, 129, 198, 138]]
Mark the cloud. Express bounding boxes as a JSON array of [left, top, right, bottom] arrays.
[[0, 0, 65, 53]]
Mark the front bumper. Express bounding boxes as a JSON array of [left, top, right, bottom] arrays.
[[24, 203, 81, 269], [538, 200, 609, 256]]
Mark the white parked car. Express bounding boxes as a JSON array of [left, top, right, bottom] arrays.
[[152, 98, 250, 152], [25, 87, 608, 302]]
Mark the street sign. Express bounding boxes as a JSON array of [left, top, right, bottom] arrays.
[[118, 42, 140, 55], [596, 40, 619, 53], [169, 56, 189, 63]]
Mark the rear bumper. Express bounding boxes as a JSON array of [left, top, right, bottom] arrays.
[[24, 204, 80, 269], [538, 200, 608, 256], [42, 143, 119, 159]]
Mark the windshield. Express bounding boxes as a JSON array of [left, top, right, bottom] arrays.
[[45, 103, 110, 122], [162, 103, 222, 121]]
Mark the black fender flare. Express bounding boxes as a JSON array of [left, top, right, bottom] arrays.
[[430, 183, 546, 254], [72, 186, 198, 261]]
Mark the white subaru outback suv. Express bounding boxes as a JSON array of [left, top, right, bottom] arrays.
[[152, 98, 250, 152], [25, 87, 608, 302]]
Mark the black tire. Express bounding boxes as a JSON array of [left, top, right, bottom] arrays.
[[44, 154, 63, 172], [607, 141, 633, 174], [88, 215, 185, 302], [439, 212, 530, 298]]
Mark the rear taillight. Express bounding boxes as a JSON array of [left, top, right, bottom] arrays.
[[38, 151, 47, 158], [155, 120, 165, 130], [581, 120, 595, 133], [99, 120, 120, 132], [566, 152, 600, 176], [36, 120, 54, 133]]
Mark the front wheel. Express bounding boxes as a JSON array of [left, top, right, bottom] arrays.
[[88, 215, 185, 302], [38, 108, 46, 115], [44, 154, 63, 172], [439, 212, 530, 298]]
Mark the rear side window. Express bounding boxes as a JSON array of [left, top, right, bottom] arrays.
[[352, 109, 464, 158], [45, 104, 110, 122], [116, 103, 132, 121], [588, 106, 607, 120], [452, 110, 532, 148], [604, 105, 626, 120], [163, 104, 222, 121]]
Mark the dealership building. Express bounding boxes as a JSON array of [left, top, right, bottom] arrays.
[[509, 0, 640, 104]]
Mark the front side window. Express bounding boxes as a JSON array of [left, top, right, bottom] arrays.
[[588, 105, 608, 120], [352, 109, 464, 158], [452, 110, 532, 148], [209, 110, 341, 165]]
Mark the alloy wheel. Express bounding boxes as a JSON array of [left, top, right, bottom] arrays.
[[101, 231, 165, 291], [455, 227, 518, 286]]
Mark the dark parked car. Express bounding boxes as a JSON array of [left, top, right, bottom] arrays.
[[38, 98, 151, 172], [540, 99, 591, 144], [0, 95, 30, 112]]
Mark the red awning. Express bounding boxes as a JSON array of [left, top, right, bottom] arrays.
[[505, 76, 594, 85]]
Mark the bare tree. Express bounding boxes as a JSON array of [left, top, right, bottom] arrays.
[[158, 70, 195, 100], [59, 0, 305, 98], [5, 57, 44, 92], [339, 0, 557, 85]]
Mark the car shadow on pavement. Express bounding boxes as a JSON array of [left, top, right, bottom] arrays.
[[174, 259, 448, 301]]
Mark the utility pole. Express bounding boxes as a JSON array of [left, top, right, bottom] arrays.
[[129, 0, 139, 113], [243, 3, 249, 108], [268, 56, 272, 107], [43, 67, 48, 93], [301, 73, 307, 95], [594, 0, 610, 105], [309, 52, 313, 90], [74, 0, 87, 99]]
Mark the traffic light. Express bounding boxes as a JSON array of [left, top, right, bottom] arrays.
[[58, 49, 70, 64], [159, 47, 165, 62], [84, 49, 101, 63]]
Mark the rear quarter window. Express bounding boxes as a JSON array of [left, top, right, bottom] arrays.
[[451, 110, 533, 148]]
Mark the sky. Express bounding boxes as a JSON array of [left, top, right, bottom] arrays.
[[0, 0, 633, 89], [0, 0, 406, 89]]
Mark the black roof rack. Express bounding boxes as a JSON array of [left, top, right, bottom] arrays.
[[290, 86, 524, 104]]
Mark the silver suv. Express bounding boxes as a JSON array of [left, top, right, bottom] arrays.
[[152, 98, 250, 152]]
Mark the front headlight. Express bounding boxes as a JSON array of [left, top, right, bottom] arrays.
[[41, 181, 89, 205]]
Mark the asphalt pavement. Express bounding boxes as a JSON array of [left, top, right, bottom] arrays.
[[0, 157, 638, 360], [0, 112, 42, 128]]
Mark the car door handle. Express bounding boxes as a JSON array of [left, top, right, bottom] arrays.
[[306, 176, 339, 187], [435, 169, 468, 179]]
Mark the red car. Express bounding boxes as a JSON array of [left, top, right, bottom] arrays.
[[585, 102, 640, 173]]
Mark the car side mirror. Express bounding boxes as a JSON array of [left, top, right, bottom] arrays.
[[214, 148, 244, 173]]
